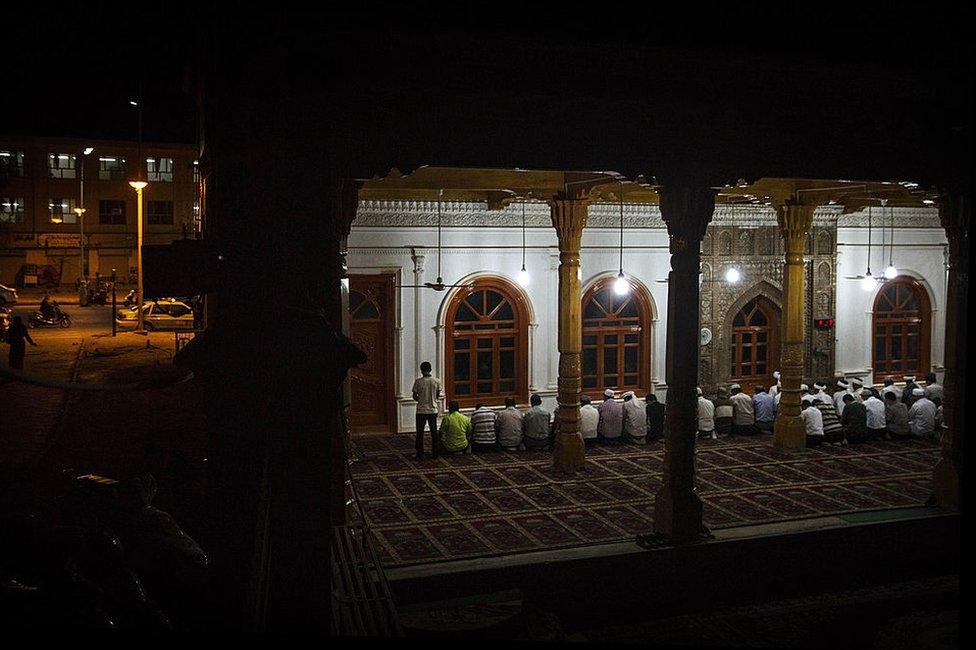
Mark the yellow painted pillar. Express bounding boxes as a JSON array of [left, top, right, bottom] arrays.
[[933, 195, 968, 507], [548, 194, 588, 474], [773, 201, 815, 452], [653, 186, 714, 542]]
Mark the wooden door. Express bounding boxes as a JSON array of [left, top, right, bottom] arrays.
[[730, 297, 779, 390], [348, 274, 395, 431]]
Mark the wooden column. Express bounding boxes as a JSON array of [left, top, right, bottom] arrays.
[[653, 186, 714, 541], [773, 201, 815, 452], [549, 195, 588, 474], [933, 195, 968, 507]]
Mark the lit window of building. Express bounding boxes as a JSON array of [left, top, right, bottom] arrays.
[[0, 150, 26, 177], [1, 197, 25, 223], [98, 156, 127, 180], [99, 199, 127, 225], [49, 198, 78, 223], [147, 157, 174, 182], [193, 199, 201, 233], [192, 160, 200, 183], [48, 153, 77, 179], [147, 200, 174, 225]]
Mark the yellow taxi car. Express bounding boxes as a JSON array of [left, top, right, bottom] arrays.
[[116, 299, 195, 331]]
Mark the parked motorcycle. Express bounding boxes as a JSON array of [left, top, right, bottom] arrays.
[[28, 304, 72, 328], [91, 283, 111, 306], [123, 289, 137, 308]]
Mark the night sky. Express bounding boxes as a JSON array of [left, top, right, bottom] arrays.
[[4, 3, 971, 189]]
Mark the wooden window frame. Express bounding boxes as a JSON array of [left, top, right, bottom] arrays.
[[445, 277, 529, 408], [581, 278, 652, 399], [872, 276, 931, 383], [729, 297, 778, 388]]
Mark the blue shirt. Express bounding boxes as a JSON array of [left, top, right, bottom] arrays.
[[753, 392, 776, 423]]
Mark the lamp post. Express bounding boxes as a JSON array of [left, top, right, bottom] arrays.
[[78, 146, 93, 279], [129, 180, 147, 332]]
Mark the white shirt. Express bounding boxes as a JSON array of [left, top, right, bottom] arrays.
[[412, 375, 441, 415], [730, 392, 754, 425], [814, 390, 830, 405], [883, 385, 903, 400], [863, 396, 886, 429], [924, 383, 943, 401], [833, 391, 848, 417], [580, 403, 599, 439], [908, 397, 937, 435], [697, 396, 715, 432], [623, 398, 648, 438], [801, 405, 824, 436]]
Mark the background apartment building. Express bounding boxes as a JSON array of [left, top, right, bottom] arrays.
[[0, 135, 200, 286]]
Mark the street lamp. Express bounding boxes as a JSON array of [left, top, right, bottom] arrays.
[[129, 180, 148, 332], [77, 146, 93, 279]]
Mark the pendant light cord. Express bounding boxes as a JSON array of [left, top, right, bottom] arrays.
[[437, 189, 443, 281], [888, 202, 894, 267], [618, 192, 624, 273], [521, 199, 527, 270], [866, 205, 872, 275]]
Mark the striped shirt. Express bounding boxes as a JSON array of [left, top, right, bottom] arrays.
[[470, 407, 498, 445], [816, 402, 843, 438], [597, 399, 624, 439]]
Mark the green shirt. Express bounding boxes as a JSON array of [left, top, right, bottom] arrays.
[[438, 411, 472, 452]]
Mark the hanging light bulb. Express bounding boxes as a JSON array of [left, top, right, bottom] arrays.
[[517, 199, 530, 286], [614, 270, 631, 295], [883, 264, 897, 280], [861, 272, 876, 291], [613, 189, 629, 295], [725, 266, 741, 283]]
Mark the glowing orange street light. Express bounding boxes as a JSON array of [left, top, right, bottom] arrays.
[[129, 180, 148, 332]]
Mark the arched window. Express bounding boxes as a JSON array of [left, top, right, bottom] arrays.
[[581, 279, 652, 397], [873, 276, 931, 383], [445, 278, 528, 407], [730, 297, 778, 388]]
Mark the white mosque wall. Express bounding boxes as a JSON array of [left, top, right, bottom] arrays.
[[348, 201, 947, 432], [835, 226, 947, 384]]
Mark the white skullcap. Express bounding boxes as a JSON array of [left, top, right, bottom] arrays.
[[913, 388, 925, 396], [623, 391, 635, 399], [800, 384, 809, 391], [773, 371, 781, 380], [730, 383, 741, 390], [801, 395, 814, 404], [603, 388, 615, 398], [861, 389, 873, 398], [852, 378, 863, 386], [814, 382, 825, 390], [904, 376, 916, 382], [696, 387, 702, 396], [837, 380, 849, 388]]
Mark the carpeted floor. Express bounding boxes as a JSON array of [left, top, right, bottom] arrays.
[[347, 433, 939, 567]]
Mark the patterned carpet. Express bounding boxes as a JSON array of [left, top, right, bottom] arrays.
[[347, 433, 939, 567]]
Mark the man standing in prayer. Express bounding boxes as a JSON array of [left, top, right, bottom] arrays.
[[412, 361, 442, 460], [580, 394, 600, 446], [438, 401, 473, 454], [833, 379, 850, 417], [753, 385, 776, 433], [712, 386, 734, 437], [622, 391, 648, 443], [597, 388, 623, 443], [497, 397, 524, 450], [862, 389, 887, 440], [923, 372, 943, 402], [815, 393, 845, 444], [884, 390, 910, 439], [801, 395, 825, 446], [645, 393, 665, 442], [908, 387, 937, 437], [522, 393, 551, 450], [841, 393, 869, 443], [730, 383, 755, 435], [470, 403, 499, 452], [697, 387, 716, 440]]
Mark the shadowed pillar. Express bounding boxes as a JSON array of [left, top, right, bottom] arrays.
[[933, 195, 968, 507], [549, 194, 588, 474], [653, 186, 714, 541], [773, 200, 815, 452]]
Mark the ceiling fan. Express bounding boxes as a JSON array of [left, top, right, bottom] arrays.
[[395, 189, 475, 292]]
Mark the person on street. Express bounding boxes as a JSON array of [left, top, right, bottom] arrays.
[[5, 315, 37, 370]]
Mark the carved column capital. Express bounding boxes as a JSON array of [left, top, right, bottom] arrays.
[[776, 202, 816, 255], [548, 197, 589, 255]]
